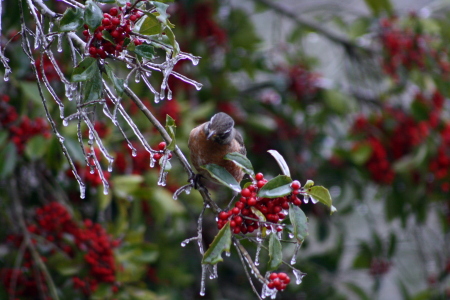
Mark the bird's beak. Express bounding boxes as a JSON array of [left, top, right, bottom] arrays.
[[207, 130, 216, 140]]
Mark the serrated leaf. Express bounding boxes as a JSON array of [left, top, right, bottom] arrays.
[[139, 14, 161, 36], [201, 164, 241, 193], [0, 142, 17, 178], [257, 175, 292, 198], [105, 65, 124, 96], [202, 222, 231, 265], [59, 7, 84, 32], [72, 57, 98, 82], [306, 186, 333, 209], [224, 152, 254, 176], [134, 44, 155, 60], [289, 205, 308, 244], [267, 149, 290, 177], [165, 114, 176, 151], [84, 1, 103, 30], [268, 233, 282, 271]]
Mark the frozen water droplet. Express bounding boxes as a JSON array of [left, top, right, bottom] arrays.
[[126, 64, 132, 69], [79, 183, 86, 199], [145, 71, 151, 77], [59, 105, 65, 119], [154, 94, 160, 104], [194, 82, 203, 90], [200, 265, 206, 296], [290, 256, 296, 265], [292, 268, 306, 285], [303, 195, 309, 204], [225, 251, 231, 257], [131, 148, 137, 157], [150, 157, 156, 168], [3, 68, 11, 82], [167, 89, 172, 100], [310, 196, 319, 204], [103, 186, 109, 195], [289, 233, 294, 239], [62, 119, 69, 126], [135, 71, 140, 83], [57, 33, 63, 52]]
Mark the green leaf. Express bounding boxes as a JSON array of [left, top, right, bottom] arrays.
[[0, 131, 8, 146], [0, 142, 17, 178], [139, 14, 161, 36], [267, 149, 291, 177], [47, 252, 83, 276], [163, 27, 180, 57], [84, 1, 103, 30], [303, 180, 314, 189], [201, 164, 241, 193], [97, 0, 115, 3], [112, 175, 144, 199], [363, 0, 393, 16], [289, 205, 308, 244], [257, 175, 292, 198], [387, 232, 397, 258], [151, 1, 170, 25], [59, 7, 84, 32], [165, 114, 176, 151], [351, 143, 373, 165], [101, 30, 116, 45], [134, 44, 156, 60], [83, 67, 103, 101], [72, 57, 98, 82], [104, 65, 124, 96], [352, 242, 372, 269], [224, 152, 254, 176], [25, 135, 48, 160], [202, 222, 232, 265], [268, 233, 282, 271], [306, 186, 333, 210]]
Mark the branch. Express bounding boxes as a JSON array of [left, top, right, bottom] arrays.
[[252, 0, 375, 53]]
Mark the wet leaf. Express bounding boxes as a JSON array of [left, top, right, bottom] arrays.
[[105, 64, 124, 96], [112, 175, 144, 200], [0, 142, 17, 179], [303, 180, 314, 189], [257, 175, 292, 198], [202, 222, 231, 265], [25, 135, 48, 160], [268, 233, 282, 271], [267, 149, 291, 177], [59, 7, 84, 32], [84, 1, 103, 30], [139, 14, 161, 36], [289, 205, 308, 244], [72, 57, 98, 82], [83, 67, 102, 101], [134, 44, 155, 60], [224, 152, 254, 176], [306, 186, 333, 209], [201, 164, 241, 193], [165, 114, 176, 151]]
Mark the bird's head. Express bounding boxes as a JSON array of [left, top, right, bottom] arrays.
[[204, 112, 235, 145]]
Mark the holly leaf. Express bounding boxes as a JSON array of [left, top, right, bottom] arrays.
[[105, 65, 124, 96], [165, 115, 176, 151], [25, 135, 48, 160], [163, 27, 180, 57], [83, 66, 102, 101], [257, 175, 292, 198], [84, 1, 103, 30], [289, 205, 308, 244], [201, 164, 241, 193], [72, 57, 98, 82], [102, 30, 116, 45], [0, 142, 17, 179], [224, 152, 254, 176], [151, 1, 170, 25], [59, 7, 84, 32], [138, 13, 161, 36], [202, 222, 232, 265], [268, 233, 282, 271], [305, 186, 334, 211], [267, 149, 291, 177], [134, 44, 155, 60]]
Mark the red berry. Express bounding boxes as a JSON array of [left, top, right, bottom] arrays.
[[230, 220, 236, 228], [233, 216, 243, 226], [255, 173, 264, 181], [257, 180, 266, 188], [83, 30, 89, 37], [219, 211, 229, 220], [109, 7, 118, 16], [112, 17, 121, 26], [233, 227, 241, 234], [291, 180, 301, 190], [97, 48, 106, 59], [95, 32, 103, 40], [111, 30, 120, 38], [84, 24, 89, 29], [241, 188, 251, 198], [231, 207, 240, 215], [235, 201, 245, 209], [153, 153, 162, 160], [247, 197, 257, 206], [269, 273, 278, 280], [278, 272, 288, 281], [102, 18, 111, 26], [293, 198, 302, 206], [158, 142, 166, 150], [89, 47, 97, 56], [130, 14, 138, 22]]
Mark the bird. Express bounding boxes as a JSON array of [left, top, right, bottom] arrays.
[[188, 112, 246, 187]]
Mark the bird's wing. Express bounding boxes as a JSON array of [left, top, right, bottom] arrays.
[[234, 130, 247, 155]]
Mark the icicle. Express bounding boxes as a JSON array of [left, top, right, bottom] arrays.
[[131, 148, 137, 157], [292, 268, 306, 285], [62, 119, 69, 126], [255, 242, 262, 266], [310, 196, 319, 204], [209, 265, 218, 279], [103, 183, 109, 195], [157, 171, 168, 186], [107, 160, 113, 172], [79, 181, 86, 199], [89, 165, 95, 174], [171, 71, 203, 90], [173, 184, 192, 200], [3, 67, 11, 82], [262, 272, 278, 299], [154, 94, 160, 104], [65, 83, 75, 101], [57, 33, 63, 52], [34, 27, 41, 49], [135, 70, 140, 83], [159, 87, 165, 101], [303, 195, 310, 204], [167, 88, 172, 100], [200, 265, 207, 296], [179, 52, 201, 65], [145, 71, 151, 77], [290, 243, 301, 265], [59, 105, 65, 119]]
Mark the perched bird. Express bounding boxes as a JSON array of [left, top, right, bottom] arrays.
[[188, 112, 246, 186]]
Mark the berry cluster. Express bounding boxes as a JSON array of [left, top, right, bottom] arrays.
[[380, 15, 450, 80], [283, 64, 320, 102], [369, 258, 392, 277], [5, 202, 120, 296], [267, 272, 291, 291], [0, 94, 50, 154], [350, 90, 444, 184], [84, 5, 144, 59], [1, 267, 49, 299], [216, 174, 303, 234], [429, 123, 450, 192]]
